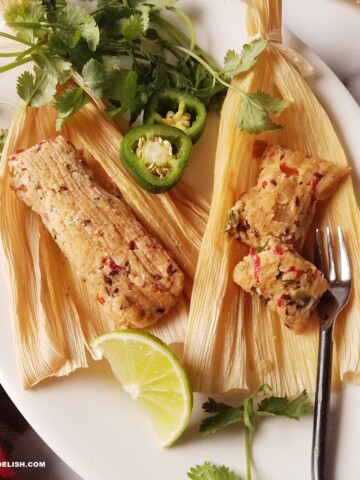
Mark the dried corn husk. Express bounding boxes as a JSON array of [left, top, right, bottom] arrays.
[[0, 0, 12, 10], [0, 100, 208, 389], [183, 0, 360, 396]]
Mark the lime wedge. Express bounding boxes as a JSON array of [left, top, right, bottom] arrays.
[[91, 330, 193, 447]]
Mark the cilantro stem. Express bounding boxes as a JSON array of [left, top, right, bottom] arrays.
[[16, 45, 44, 61], [0, 52, 26, 57], [0, 101, 24, 112], [7, 21, 52, 29], [154, 15, 218, 72], [0, 32, 35, 47], [245, 428, 252, 480], [90, 0, 120, 16], [0, 56, 33, 73], [168, 7, 195, 53], [174, 45, 220, 76], [174, 45, 245, 99], [243, 397, 256, 432], [0, 43, 44, 62], [153, 15, 187, 52], [162, 40, 188, 63]]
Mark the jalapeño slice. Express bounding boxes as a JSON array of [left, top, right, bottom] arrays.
[[120, 124, 192, 194], [143, 88, 207, 143]]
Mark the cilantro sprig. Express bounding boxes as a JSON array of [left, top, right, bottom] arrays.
[[188, 461, 242, 480], [0, 0, 291, 133], [176, 37, 291, 133], [224, 39, 291, 132], [191, 384, 312, 480]]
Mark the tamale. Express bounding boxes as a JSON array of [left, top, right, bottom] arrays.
[[233, 238, 328, 333], [227, 144, 350, 250], [9, 136, 185, 328]]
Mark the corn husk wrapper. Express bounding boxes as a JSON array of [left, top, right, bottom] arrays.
[[183, 0, 360, 395], [0, 0, 11, 10], [0, 101, 208, 389]]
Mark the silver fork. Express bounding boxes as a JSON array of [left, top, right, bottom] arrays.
[[311, 226, 352, 480]]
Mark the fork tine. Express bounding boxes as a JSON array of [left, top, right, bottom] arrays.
[[337, 226, 351, 283], [314, 228, 325, 273], [326, 226, 336, 282]]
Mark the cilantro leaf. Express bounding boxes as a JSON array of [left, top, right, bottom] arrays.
[[110, 69, 138, 105], [54, 87, 89, 130], [249, 90, 292, 113], [16, 66, 57, 108], [150, 62, 170, 91], [56, 5, 100, 51], [68, 39, 95, 70], [47, 32, 69, 57], [101, 55, 122, 73], [106, 70, 141, 121], [41, 0, 56, 9], [187, 461, 242, 480], [224, 38, 267, 78], [223, 50, 241, 77], [0, 129, 8, 157], [140, 35, 164, 56], [16, 71, 35, 104], [141, 0, 177, 10], [200, 406, 243, 437], [121, 14, 145, 41], [202, 397, 234, 414], [258, 390, 313, 419], [138, 5, 151, 31], [4, 0, 47, 43], [167, 68, 193, 90], [33, 53, 72, 84], [82, 59, 107, 97], [236, 90, 292, 134]]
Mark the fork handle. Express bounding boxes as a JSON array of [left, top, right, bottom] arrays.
[[312, 324, 334, 480]]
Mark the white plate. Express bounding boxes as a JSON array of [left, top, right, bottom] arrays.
[[1, 1, 360, 479]]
